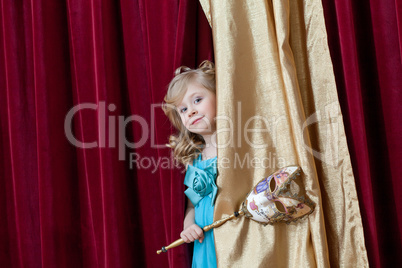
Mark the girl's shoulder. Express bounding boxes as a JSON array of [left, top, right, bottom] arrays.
[[185, 154, 217, 171], [186, 154, 202, 170], [185, 156, 197, 170], [185, 162, 191, 171]]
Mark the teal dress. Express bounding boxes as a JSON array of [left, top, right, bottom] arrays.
[[184, 155, 218, 268]]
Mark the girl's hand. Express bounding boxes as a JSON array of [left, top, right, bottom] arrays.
[[180, 224, 204, 243]]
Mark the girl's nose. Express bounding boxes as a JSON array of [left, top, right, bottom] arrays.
[[189, 109, 198, 117]]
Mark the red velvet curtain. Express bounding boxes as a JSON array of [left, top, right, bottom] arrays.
[[322, 0, 402, 266], [0, 0, 213, 267], [2, 0, 402, 267]]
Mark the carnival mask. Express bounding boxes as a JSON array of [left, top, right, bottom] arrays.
[[242, 166, 315, 225]]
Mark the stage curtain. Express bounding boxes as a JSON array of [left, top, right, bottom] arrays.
[[321, 0, 402, 266], [0, 0, 213, 267], [199, 0, 368, 267]]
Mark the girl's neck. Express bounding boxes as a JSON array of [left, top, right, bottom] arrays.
[[201, 134, 217, 160]]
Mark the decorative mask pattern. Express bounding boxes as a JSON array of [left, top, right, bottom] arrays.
[[241, 166, 315, 225]]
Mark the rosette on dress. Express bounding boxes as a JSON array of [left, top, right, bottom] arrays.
[[184, 159, 218, 207]]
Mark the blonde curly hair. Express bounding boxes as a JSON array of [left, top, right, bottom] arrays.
[[162, 60, 216, 165]]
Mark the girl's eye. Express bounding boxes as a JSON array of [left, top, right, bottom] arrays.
[[194, 97, 202, 104], [180, 107, 187, 113]]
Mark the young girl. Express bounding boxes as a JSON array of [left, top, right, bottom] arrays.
[[163, 60, 218, 267]]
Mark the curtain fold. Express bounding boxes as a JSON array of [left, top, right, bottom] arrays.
[[321, 0, 402, 266], [0, 0, 213, 267], [395, 0, 402, 62], [199, 0, 368, 266], [2, 0, 401, 266]]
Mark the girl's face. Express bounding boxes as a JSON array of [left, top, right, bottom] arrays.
[[176, 82, 216, 136]]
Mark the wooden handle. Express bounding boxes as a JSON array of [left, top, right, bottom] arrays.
[[157, 210, 244, 254], [203, 210, 244, 232], [156, 238, 185, 254]]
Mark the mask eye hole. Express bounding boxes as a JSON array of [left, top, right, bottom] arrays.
[[269, 177, 277, 192], [274, 200, 287, 213]]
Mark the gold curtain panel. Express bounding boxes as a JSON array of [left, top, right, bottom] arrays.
[[199, 0, 369, 267]]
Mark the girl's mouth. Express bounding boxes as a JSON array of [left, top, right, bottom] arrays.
[[191, 117, 204, 125]]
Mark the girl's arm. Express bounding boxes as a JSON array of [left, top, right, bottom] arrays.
[[183, 198, 195, 229], [180, 198, 204, 243]]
